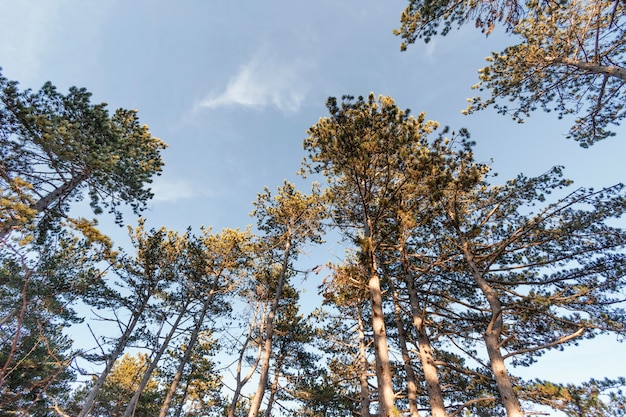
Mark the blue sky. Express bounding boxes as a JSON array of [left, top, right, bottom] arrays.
[[1, 0, 624, 388]]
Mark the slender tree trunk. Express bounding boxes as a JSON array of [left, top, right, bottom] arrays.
[[367, 246, 396, 417], [247, 238, 292, 417], [356, 303, 372, 417], [173, 371, 192, 417], [227, 302, 264, 417], [78, 293, 153, 417], [263, 353, 285, 417], [123, 301, 190, 417], [483, 332, 523, 417], [400, 247, 448, 417], [404, 286, 447, 417], [459, 239, 524, 417], [390, 281, 422, 417], [0, 268, 31, 387], [359, 212, 396, 417], [158, 294, 212, 417], [263, 373, 279, 417]]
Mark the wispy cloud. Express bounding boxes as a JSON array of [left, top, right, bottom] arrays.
[[150, 178, 194, 203], [195, 51, 310, 113]]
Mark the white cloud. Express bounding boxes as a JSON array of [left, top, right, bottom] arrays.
[[195, 52, 310, 113], [150, 178, 195, 203]]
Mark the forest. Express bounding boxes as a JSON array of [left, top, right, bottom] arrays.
[[1, 1, 625, 416]]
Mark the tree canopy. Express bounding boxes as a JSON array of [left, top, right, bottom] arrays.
[[1, 3, 625, 415], [0, 69, 167, 240], [396, 0, 626, 146]]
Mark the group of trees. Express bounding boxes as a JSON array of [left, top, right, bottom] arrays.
[[1, 1, 625, 416], [303, 94, 625, 417]]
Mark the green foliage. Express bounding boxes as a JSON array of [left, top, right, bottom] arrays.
[[304, 93, 491, 417], [244, 182, 327, 417], [0, 219, 114, 416], [252, 181, 327, 250], [0, 69, 166, 239], [302, 305, 369, 416], [0, 310, 74, 416], [70, 353, 162, 417], [396, 1, 626, 146], [439, 166, 626, 364], [1, 57, 624, 417], [162, 332, 223, 417], [0, 69, 166, 416], [396, 0, 527, 44], [303, 93, 449, 244], [420, 160, 626, 415], [304, 93, 626, 416], [522, 377, 626, 416], [466, 0, 626, 146]]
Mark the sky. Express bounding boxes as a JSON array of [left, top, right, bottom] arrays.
[[1, 0, 624, 392]]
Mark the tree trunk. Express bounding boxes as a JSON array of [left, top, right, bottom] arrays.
[[483, 332, 523, 417], [400, 247, 448, 417], [263, 353, 285, 417], [158, 295, 212, 417], [247, 238, 292, 417], [263, 374, 279, 417], [77, 293, 152, 417], [403, 284, 448, 417], [390, 281, 422, 417], [460, 239, 524, 417], [356, 303, 372, 417], [367, 248, 396, 417], [124, 300, 189, 417], [227, 302, 264, 417]]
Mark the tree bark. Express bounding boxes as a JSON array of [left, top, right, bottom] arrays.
[[390, 281, 422, 417], [554, 57, 626, 82], [403, 278, 448, 417], [247, 238, 292, 417], [227, 302, 264, 417], [262, 352, 285, 417], [459, 239, 524, 417], [356, 303, 372, 417], [367, 246, 396, 417], [158, 295, 212, 417], [124, 300, 190, 417], [77, 294, 152, 417], [400, 247, 448, 417]]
